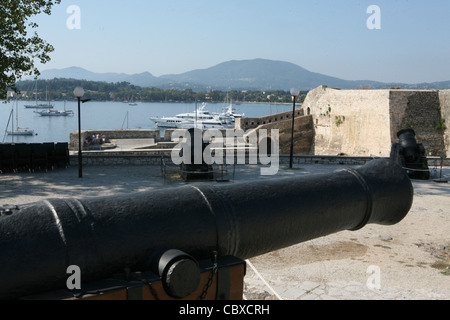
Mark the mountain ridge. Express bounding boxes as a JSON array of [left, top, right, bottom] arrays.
[[36, 59, 450, 91]]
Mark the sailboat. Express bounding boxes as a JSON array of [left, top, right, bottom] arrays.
[[35, 100, 74, 117], [24, 81, 55, 109], [7, 99, 35, 136], [128, 94, 138, 106]]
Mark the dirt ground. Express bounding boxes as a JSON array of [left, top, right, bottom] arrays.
[[244, 168, 450, 300], [0, 162, 448, 300]]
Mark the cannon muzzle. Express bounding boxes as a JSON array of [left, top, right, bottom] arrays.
[[397, 128, 420, 163], [0, 159, 413, 299], [391, 128, 430, 180]]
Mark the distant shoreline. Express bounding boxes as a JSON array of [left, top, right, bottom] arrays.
[[5, 99, 294, 106]]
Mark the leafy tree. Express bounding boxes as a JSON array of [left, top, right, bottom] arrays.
[[0, 0, 61, 99]]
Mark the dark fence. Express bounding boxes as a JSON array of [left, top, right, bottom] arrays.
[[0, 143, 69, 173]]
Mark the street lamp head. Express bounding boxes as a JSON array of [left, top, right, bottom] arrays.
[[290, 88, 300, 97], [73, 87, 85, 98]]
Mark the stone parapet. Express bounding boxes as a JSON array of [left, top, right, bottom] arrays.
[[69, 129, 164, 151], [70, 152, 450, 167], [237, 108, 305, 131]]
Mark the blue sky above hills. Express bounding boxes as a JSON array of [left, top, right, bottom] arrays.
[[33, 0, 450, 84]]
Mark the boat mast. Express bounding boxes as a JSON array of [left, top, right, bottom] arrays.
[[121, 111, 129, 129], [47, 84, 51, 111], [9, 100, 14, 141], [2, 109, 13, 143], [15, 98, 19, 132], [35, 81, 38, 105]]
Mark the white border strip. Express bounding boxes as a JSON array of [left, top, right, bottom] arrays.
[[246, 259, 283, 300]]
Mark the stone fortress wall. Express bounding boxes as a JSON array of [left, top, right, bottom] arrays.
[[302, 86, 450, 157], [236, 109, 314, 155], [302, 86, 392, 157], [439, 90, 450, 156]]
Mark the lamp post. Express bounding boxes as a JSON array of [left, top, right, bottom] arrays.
[[73, 87, 90, 178], [289, 88, 300, 169]]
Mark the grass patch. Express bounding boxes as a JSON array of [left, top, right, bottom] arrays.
[[431, 261, 450, 276], [416, 262, 428, 268]]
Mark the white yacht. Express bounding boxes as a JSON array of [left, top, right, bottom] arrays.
[[150, 103, 225, 129], [217, 102, 244, 128]]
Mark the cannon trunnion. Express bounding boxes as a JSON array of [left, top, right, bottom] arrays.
[[0, 159, 413, 300]]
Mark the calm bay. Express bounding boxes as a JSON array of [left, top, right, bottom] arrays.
[[1, 100, 293, 144]]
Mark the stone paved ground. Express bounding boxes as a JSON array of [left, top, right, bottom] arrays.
[[0, 162, 449, 300]]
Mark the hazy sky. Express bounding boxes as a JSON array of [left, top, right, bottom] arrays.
[[32, 0, 450, 84]]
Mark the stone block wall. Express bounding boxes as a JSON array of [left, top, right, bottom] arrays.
[[439, 90, 450, 156], [389, 90, 445, 156], [302, 86, 392, 157], [70, 153, 168, 167], [237, 108, 305, 131], [69, 153, 449, 168], [252, 115, 314, 155], [302, 86, 449, 157]]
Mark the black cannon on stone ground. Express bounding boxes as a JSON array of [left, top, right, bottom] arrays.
[[390, 128, 430, 180], [0, 159, 413, 300], [179, 128, 214, 181]]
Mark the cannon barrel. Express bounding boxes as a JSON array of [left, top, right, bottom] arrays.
[[0, 159, 413, 299]]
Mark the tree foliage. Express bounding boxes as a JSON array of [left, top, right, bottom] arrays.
[[0, 0, 61, 99], [15, 78, 308, 104]]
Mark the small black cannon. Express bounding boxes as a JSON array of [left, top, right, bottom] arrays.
[[390, 128, 430, 180], [0, 159, 413, 300], [179, 128, 214, 181]]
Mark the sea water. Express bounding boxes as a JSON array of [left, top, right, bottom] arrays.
[[0, 100, 292, 143]]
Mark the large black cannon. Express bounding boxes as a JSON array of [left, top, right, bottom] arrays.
[[390, 128, 430, 180], [0, 159, 413, 300]]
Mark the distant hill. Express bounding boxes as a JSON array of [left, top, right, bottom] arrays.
[[159, 59, 385, 90], [38, 66, 167, 87], [36, 59, 450, 91]]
